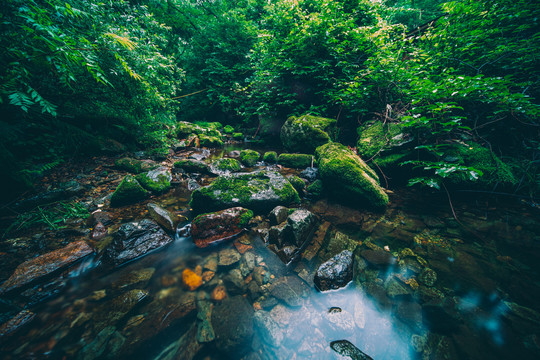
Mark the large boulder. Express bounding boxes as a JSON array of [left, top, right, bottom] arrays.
[[189, 171, 300, 213], [0, 240, 93, 294], [191, 207, 253, 248], [314, 250, 354, 291], [110, 175, 148, 207], [136, 166, 172, 194], [315, 142, 389, 208], [103, 219, 173, 267], [280, 114, 337, 153]]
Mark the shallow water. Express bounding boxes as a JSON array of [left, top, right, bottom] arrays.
[[1, 152, 539, 360]]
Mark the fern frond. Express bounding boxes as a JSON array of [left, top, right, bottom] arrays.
[[104, 32, 137, 51]]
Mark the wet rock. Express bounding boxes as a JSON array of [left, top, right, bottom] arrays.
[[223, 269, 247, 295], [190, 170, 300, 213], [77, 326, 122, 360], [14, 180, 84, 211], [87, 210, 112, 227], [396, 301, 423, 330], [203, 254, 218, 272], [211, 158, 242, 174], [415, 285, 445, 303], [286, 209, 316, 247], [361, 249, 395, 267], [0, 310, 35, 338], [268, 222, 288, 248], [365, 283, 392, 310], [191, 207, 253, 248], [247, 281, 262, 301], [218, 248, 241, 267], [211, 285, 227, 301], [136, 166, 172, 194], [110, 175, 148, 207], [319, 230, 358, 262], [254, 310, 283, 348], [173, 159, 211, 174], [212, 295, 254, 356], [278, 153, 315, 169], [277, 245, 299, 265], [385, 278, 412, 298], [330, 340, 374, 360], [153, 322, 201, 360], [187, 178, 200, 191], [197, 300, 215, 343], [315, 142, 389, 208], [94, 289, 148, 331], [281, 114, 337, 153], [269, 276, 308, 307], [268, 206, 289, 226], [91, 221, 108, 241], [114, 157, 157, 174], [147, 203, 176, 233], [301, 167, 319, 182], [0, 240, 93, 294], [103, 219, 173, 267], [239, 149, 260, 167], [182, 268, 203, 291], [410, 334, 427, 353], [112, 267, 155, 290], [314, 250, 353, 291], [418, 268, 437, 287]]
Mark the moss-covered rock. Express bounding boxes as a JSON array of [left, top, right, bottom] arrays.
[[287, 175, 305, 194], [136, 167, 172, 194], [110, 175, 149, 207], [315, 142, 389, 209], [114, 157, 158, 174], [195, 121, 222, 130], [239, 149, 260, 167], [223, 125, 235, 134], [280, 114, 337, 153], [211, 158, 242, 173], [199, 134, 224, 148], [307, 179, 324, 197], [191, 207, 253, 248], [190, 171, 300, 213], [277, 153, 315, 168], [263, 151, 277, 163], [174, 159, 211, 174], [446, 142, 517, 187], [176, 121, 223, 140], [356, 121, 403, 159], [232, 132, 244, 140]]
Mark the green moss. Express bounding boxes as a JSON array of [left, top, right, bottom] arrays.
[[307, 179, 323, 197], [194, 121, 222, 130], [316, 142, 389, 208], [177, 121, 224, 140], [110, 175, 148, 207], [287, 175, 305, 193], [373, 152, 410, 170], [136, 171, 171, 194], [114, 158, 157, 174], [223, 125, 235, 134], [189, 171, 300, 213], [232, 132, 244, 140], [238, 209, 254, 227], [277, 153, 315, 168], [212, 158, 242, 172], [174, 159, 210, 174], [263, 151, 277, 163], [280, 114, 337, 153], [239, 149, 260, 167], [356, 121, 402, 159], [447, 143, 517, 187], [199, 134, 224, 148]]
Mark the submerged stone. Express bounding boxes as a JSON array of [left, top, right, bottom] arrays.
[[212, 296, 254, 356], [103, 219, 173, 267], [0, 240, 93, 294], [147, 203, 176, 233], [281, 114, 337, 153], [316, 142, 389, 209], [314, 250, 353, 291], [190, 171, 300, 213], [191, 207, 253, 248], [110, 175, 148, 207], [330, 340, 374, 360], [254, 310, 283, 348]]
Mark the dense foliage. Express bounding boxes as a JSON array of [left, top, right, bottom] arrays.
[[1, 0, 538, 199]]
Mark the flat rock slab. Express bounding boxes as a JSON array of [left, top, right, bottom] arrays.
[[0, 310, 35, 337], [0, 240, 93, 294]]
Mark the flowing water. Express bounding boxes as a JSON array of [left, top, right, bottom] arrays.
[[1, 147, 539, 360]]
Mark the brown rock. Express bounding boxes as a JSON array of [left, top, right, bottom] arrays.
[[0, 240, 93, 294], [182, 269, 203, 291], [191, 207, 252, 248], [361, 249, 395, 266], [0, 310, 35, 337], [211, 285, 227, 301], [91, 221, 108, 241]]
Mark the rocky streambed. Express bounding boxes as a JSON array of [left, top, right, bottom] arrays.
[[0, 142, 539, 360]]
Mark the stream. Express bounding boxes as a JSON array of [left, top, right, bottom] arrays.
[[0, 144, 539, 360]]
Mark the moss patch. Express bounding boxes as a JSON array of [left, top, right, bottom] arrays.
[[280, 114, 337, 153], [239, 149, 260, 167], [277, 153, 315, 168], [114, 158, 157, 174], [199, 134, 224, 148], [136, 168, 171, 194], [174, 159, 210, 174], [212, 158, 242, 172], [356, 121, 402, 159], [307, 179, 324, 197], [287, 175, 305, 193], [232, 132, 244, 140], [110, 175, 148, 207], [316, 142, 389, 209], [263, 151, 277, 163], [223, 125, 235, 134]]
